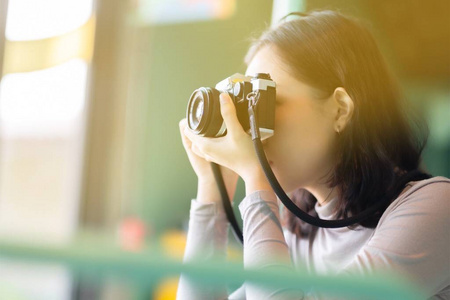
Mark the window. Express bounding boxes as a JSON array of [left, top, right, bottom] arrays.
[[0, 1, 95, 298]]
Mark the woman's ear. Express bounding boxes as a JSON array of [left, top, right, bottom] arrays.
[[332, 87, 354, 133]]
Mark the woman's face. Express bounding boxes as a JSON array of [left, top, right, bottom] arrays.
[[245, 46, 338, 194]]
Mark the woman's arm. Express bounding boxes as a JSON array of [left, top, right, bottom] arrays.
[[176, 180, 234, 299], [176, 199, 230, 300], [177, 120, 239, 300], [237, 190, 303, 299], [235, 178, 450, 300]]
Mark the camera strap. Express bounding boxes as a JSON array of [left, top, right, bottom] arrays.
[[211, 162, 244, 244], [247, 104, 430, 228], [215, 100, 430, 244]]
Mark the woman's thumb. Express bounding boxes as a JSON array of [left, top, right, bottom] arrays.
[[220, 93, 242, 134]]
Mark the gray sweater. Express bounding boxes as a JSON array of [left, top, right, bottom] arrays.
[[177, 177, 450, 299]]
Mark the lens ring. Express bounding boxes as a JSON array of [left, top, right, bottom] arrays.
[[188, 91, 205, 131], [186, 87, 223, 137]]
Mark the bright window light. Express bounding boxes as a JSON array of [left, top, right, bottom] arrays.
[[5, 0, 93, 41], [0, 59, 88, 137], [139, 0, 236, 24]]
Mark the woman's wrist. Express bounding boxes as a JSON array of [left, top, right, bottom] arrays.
[[243, 168, 273, 196], [196, 177, 237, 204], [196, 179, 221, 204]]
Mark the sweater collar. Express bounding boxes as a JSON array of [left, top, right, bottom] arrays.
[[314, 197, 339, 220]]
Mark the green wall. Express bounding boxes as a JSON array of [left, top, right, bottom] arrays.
[[137, 0, 273, 233]]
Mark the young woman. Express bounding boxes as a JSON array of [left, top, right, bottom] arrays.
[[177, 10, 450, 299]]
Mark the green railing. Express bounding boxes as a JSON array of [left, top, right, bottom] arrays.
[[0, 234, 425, 300]]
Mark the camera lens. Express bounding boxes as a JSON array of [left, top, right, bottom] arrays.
[[189, 92, 205, 130], [186, 87, 224, 137]]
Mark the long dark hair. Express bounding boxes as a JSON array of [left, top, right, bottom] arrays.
[[245, 11, 429, 236]]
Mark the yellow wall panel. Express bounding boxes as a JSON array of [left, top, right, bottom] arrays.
[[3, 16, 95, 75]]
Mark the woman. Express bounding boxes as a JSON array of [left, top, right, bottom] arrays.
[[177, 10, 450, 299]]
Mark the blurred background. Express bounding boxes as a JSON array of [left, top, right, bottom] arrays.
[[0, 0, 448, 299]]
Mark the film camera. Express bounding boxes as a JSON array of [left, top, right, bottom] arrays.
[[186, 73, 276, 140]]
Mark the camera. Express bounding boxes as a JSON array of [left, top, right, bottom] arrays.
[[186, 73, 276, 140]]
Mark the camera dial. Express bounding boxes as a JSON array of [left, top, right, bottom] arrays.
[[254, 73, 271, 80]]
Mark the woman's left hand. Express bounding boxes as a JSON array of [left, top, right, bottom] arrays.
[[183, 93, 266, 185]]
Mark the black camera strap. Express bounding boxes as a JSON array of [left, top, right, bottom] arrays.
[[211, 163, 244, 243], [248, 104, 430, 228], [214, 102, 430, 244]]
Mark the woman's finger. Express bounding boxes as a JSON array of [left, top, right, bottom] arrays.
[[179, 118, 188, 132], [184, 126, 208, 146], [219, 93, 244, 136], [184, 127, 210, 153], [184, 127, 224, 163], [190, 143, 204, 159], [179, 119, 193, 149]]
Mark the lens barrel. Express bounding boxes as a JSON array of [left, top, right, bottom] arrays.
[[186, 87, 224, 137]]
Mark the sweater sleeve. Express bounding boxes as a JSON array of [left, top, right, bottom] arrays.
[[176, 200, 229, 300], [238, 191, 303, 299], [235, 179, 450, 299], [340, 178, 450, 299]]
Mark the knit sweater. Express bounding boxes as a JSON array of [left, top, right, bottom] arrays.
[[177, 177, 450, 299]]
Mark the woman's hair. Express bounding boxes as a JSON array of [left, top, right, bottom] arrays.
[[245, 10, 429, 236]]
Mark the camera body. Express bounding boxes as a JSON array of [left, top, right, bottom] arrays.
[[186, 73, 276, 140]]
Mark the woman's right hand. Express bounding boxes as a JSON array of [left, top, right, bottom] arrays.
[[179, 118, 239, 204]]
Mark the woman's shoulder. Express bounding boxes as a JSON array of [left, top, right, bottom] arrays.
[[380, 176, 450, 223], [398, 176, 449, 203], [405, 175, 449, 190]]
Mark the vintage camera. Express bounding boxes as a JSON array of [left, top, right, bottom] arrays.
[[186, 73, 276, 140]]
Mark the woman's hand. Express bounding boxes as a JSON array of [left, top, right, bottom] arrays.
[[179, 118, 238, 203], [182, 93, 271, 195]]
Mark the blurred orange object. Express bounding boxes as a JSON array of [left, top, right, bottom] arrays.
[[159, 230, 187, 258], [118, 217, 147, 252], [153, 277, 179, 300]]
